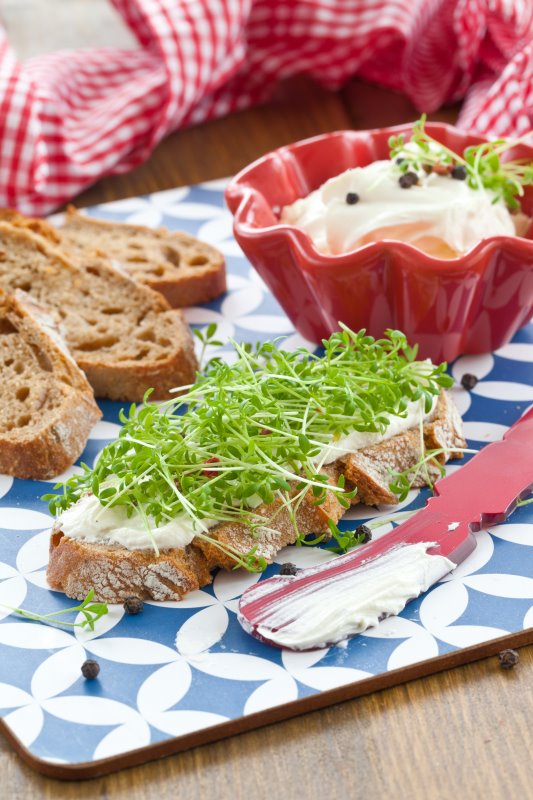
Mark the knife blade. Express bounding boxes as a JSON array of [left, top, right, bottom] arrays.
[[238, 407, 533, 651]]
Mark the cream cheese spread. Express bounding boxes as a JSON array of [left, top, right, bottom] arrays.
[[56, 493, 215, 551], [281, 160, 516, 257], [315, 396, 435, 465], [252, 542, 455, 650]]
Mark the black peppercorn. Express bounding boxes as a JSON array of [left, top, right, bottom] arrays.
[[451, 165, 467, 180], [395, 157, 405, 165], [355, 524, 372, 544], [498, 649, 519, 670], [280, 562, 299, 576], [460, 373, 478, 391], [345, 192, 360, 205], [81, 659, 100, 680], [399, 171, 419, 189], [124, 596, 144, 615]]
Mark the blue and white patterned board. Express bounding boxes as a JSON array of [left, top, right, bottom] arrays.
[[1, 180, 533, 773]]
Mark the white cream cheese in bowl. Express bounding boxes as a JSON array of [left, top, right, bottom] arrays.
[[281, 160, 518, 259]]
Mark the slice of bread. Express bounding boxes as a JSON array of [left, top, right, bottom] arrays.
[[47, 391, 466, 601], [0, 223, 198, 401], [60, 206, 226, 308], [0, 290, 101, 480]]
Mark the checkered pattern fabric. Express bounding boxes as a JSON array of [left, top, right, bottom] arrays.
[[0, 0, 531, 214]]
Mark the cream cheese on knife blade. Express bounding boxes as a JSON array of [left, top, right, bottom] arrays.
[[249, 543, 456, 650]]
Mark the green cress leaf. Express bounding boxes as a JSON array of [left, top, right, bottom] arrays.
[[325, 519, 368, 554], [1, 590, 109, 631], [46, 327, 452, 568], [388, 445, 478, 500], [390, 115, 533, 208], [193, 323, 224, 368]]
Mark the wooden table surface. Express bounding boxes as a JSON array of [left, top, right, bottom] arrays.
[[3, 78, 532, 799]]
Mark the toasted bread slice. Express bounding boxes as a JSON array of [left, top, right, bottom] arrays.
[[59, 207, 226, 308], [0, 223, 198, 401], [47, 391, 466, 601], [0, 290, 101, 479]]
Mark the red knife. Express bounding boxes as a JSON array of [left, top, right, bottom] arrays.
[[238, 407, 533, 650]]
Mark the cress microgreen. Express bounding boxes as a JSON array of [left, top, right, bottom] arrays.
[[1, 590, 108, 631], [193, 322, 223, 369], [45, 326, 453, 569], [389, 114, 533, 209], [325, 519, 369, 554]]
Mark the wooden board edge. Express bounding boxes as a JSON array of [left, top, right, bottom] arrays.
[[1, 627, 532, 781]]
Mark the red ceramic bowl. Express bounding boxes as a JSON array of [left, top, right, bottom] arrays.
[[225, 123, 533, 363]]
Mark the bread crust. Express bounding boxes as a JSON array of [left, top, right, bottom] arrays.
[[0, 402, 99, 480], [47, 390, 466, 601], [343, 391, 464, 503], [195, 479, 346, 571], [47, 530, 212, 602], [0, 208, 61, 245], [145, 264, 226, 309]]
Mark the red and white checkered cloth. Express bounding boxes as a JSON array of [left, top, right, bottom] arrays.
[[0, 0, 531, 215]]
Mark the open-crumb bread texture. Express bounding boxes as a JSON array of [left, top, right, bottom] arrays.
[[0, 206, 226, 308], [0, 290, 101, 479], [59, 206, 226, 308], [0, 223, 198, 401], [47, 390, 467, 602]]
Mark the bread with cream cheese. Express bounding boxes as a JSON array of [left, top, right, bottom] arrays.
[[47, 391, 466, 601]]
